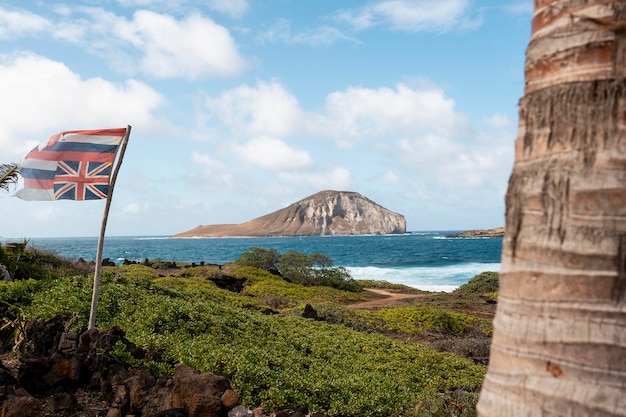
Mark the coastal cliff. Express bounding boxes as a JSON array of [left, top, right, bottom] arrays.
[[173, 190, 406, 237]]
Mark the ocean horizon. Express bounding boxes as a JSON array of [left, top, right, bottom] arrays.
[[3, 231, 503, 292]]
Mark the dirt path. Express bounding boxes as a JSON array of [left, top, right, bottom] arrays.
[[349, 288, 425, 309]]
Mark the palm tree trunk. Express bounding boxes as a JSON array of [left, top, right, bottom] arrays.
[[477, 1, 626, 416]]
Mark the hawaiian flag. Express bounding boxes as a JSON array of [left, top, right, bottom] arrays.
[[15, 128, 127, 201]]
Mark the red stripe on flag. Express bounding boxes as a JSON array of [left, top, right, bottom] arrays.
[[59, 128, 127, 136], [26, 150, 116, 163], [54, 175, 110, 184], [23, 178, 54, 190], [44, 128, 126, 148]]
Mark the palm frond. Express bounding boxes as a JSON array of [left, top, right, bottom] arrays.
[[0, 163, 20, 193]]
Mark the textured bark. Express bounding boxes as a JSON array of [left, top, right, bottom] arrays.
[[477, 1, 626, 416]]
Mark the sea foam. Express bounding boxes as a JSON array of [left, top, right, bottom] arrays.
[[346, 262, 501, 292]]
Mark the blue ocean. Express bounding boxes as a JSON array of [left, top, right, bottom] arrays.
[[7, 232, 502, 292]]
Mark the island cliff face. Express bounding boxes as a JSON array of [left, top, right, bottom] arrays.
[[173, 190, 406, 237]]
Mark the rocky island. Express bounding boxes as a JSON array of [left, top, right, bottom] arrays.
[[445, 227, 505, 238], [173, 190, 406, 237]]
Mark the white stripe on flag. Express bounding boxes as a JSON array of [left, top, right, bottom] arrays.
[[13, 188, 55, 201], [56, 133, 124, 146], [20, 158, 58, 171]]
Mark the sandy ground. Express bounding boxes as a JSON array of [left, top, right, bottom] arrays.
[[349, 288, 426, 309]]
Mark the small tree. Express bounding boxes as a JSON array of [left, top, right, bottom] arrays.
[[236, 247, 362, 292], [277, 250, 313, 283], [309, 253, 333, 268], [236, 247, 280, 275], [313, 266, 362, 292]]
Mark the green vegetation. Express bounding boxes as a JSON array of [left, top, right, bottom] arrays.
[[316, 303, 491, 337], [0, 243, 498, 416], [0, 241, 91, 281], [357, 279, 427, 294], [237, 247, 363, 292], [453, 272, 498, 294]]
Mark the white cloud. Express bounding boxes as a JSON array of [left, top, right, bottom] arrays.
[[234, 136, 313, 171], [205, 81, 468, 146], [1, 7, 247, 80], [201, 78, 512, 203], [0, 7, 49, 39], [115, 0, 185, 7], [381, 171, 400, 183], [277, 167, 354, 191], [483, 112, 513, 129], [122, 203, 140, 214], [118, 11, 247, 79], [334, 0, 478, 32], [256, 19, 357, 46], [504, 2, 534, 15], [208, 0, 249, 19], [320, 83, 468, 144], [31, 206, 59, 222], [190, 151, 226, 171], [206, 80, 304, 137], [394, 130, 513, 192], [190, 152, 233, 186], [0, 53, 163, 160]]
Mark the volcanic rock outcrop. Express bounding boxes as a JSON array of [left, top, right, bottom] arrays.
[[173, 190, 406, 237]]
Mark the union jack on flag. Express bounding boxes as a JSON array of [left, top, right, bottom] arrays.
[[54, 160, 114, 200], [15, 128, 127, 201]]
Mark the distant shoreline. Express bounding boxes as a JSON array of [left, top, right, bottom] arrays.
[[444, 227, 505, 238]]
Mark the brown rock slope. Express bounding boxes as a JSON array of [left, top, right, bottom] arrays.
[[173, 190, 406, 237]]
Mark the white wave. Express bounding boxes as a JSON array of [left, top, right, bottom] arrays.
[[346, 263, 501, 292]]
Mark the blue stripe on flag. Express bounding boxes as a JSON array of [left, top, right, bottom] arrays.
[[20, 167, 57, 180], [44, 142, 119, 154]]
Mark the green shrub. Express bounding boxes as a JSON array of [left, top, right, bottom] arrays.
[[4, 248, 491, 416], [311, 266, 363, 292], [25, 272, 486, 417], [454, 272, 499, 294], [316, 304, 491, 337], [242, 276, 364, 306], [0, 279, 43, 318], [277, 250, 313, 281], [0, 279, 45, 350], [236, 247, 280, 274], [237, 248, 362, 293], [2, 242, 94, 281]]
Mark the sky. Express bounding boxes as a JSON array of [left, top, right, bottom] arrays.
[[0, 0, 532, 238]]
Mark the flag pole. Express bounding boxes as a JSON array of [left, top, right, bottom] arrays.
[[88, 125, 132, 330]]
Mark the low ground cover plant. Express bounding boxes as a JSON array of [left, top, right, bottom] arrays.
[[24, 272, 485, 416], [315, 303, 492, 337], [0, 243, 495, 416]]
